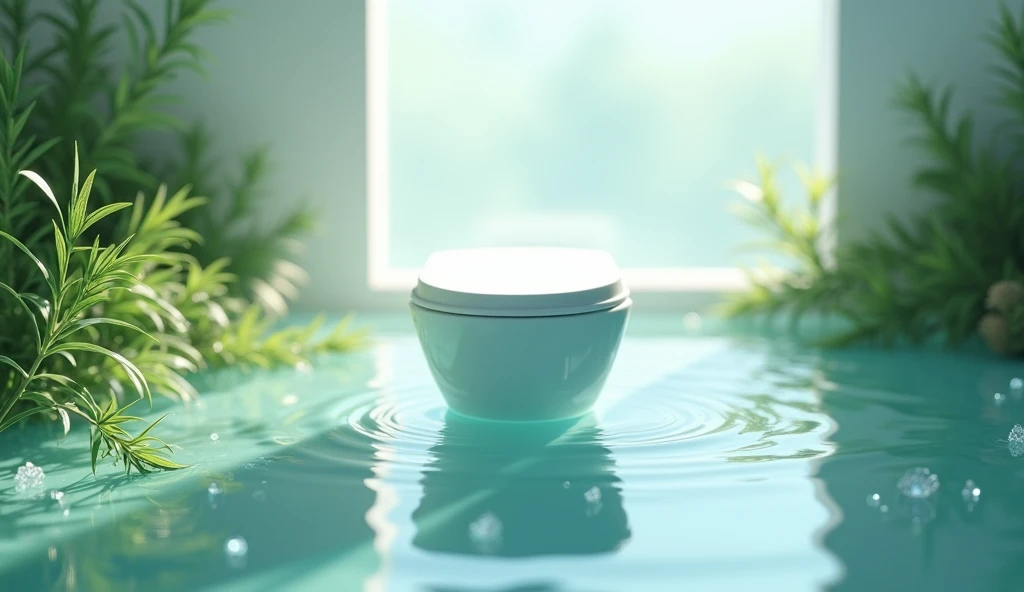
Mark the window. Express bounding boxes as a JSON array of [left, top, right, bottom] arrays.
[[368, 0, 835, 291]]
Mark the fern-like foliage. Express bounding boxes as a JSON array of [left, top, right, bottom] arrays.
[[0, 1, 366, 473], [725, 4, 1024, 349], [0, 147, 182, 473], [175, 124, 316, 315]]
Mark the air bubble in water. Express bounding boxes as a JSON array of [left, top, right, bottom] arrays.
[[897, 467, 939, 499], [210, 433, 220, 442], [994, 392, 1006, 405], [563, 481, 570, 489], [468, 512, 503, 553], [866, 493, 881, 508], [15, 462, 45, 493], [961, 479, 981, 500], [208, 482, 223, 496], [225, 536, 248, 567], [1011, 377, 1023, 397]]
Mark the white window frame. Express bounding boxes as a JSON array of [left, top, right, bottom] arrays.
[[365, 0, 838, 294]]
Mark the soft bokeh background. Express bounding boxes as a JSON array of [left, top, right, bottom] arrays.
[[48, 0, 1009, 311]]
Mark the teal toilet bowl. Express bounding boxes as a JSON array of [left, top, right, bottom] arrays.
[[410, 248, 631, 421]]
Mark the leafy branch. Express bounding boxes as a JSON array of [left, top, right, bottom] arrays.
[[0, 146, 182, 473], [724, 3, 1024, 353]]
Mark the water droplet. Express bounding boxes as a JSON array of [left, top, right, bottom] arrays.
[[62, 509, 69, 518], [15, 461, 45, 493], [866, 493, 881, 508], [994, 392, 1006, 405], [468, 512, 503, 553], [961, 479, 980, 512], [224, 536, 248, 565], [1011, 377, 1023, 395], [210, 433, 219, 442], [251, 490, 266, 502], [50, 490, 65, 505], [563, 481, 571, 489], [208, 483, 223, 496], [683, 312, 702, 332], [897, 467, 940, 499]]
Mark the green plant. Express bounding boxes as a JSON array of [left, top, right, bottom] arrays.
[[0, 0, 366, 474], [0, 147, 183, 473], [724, 4, 1024, 352]]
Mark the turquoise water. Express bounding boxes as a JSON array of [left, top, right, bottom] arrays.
[[2, 316, 1024, 591]]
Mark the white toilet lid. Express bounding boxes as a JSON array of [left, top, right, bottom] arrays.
[[411, 247, 630, 317]]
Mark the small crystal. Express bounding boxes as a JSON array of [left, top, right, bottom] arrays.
[[210, 433, 220, 442], [866, 493, 881, 508], [15, 462, 45, 493], [897, 467, 940, 499], [1010, 439, 1024, 458], [468, 512, 503, 553], [994, 392, 1006, 405], [225, 536, 248, 559], [1010, 424, 1024, 442], [961, 479, 981, 501]]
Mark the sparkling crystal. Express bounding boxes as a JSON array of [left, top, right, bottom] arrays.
[[994, 392, 1006, 405], [897, 467, 940, 499], [1010, 439, 1024, 458], [15, 462, 45, 493], [49, 490, 67, 509], [210, 433, 220, 442], [866, 493, 881, 508], [468, 512, 503, 553], [584, 486, 602, 504], [224, 536, 248, 562], [1010, 424, 1024, 442]]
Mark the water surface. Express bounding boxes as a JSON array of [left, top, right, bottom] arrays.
[[2, 316, 1023, 590]]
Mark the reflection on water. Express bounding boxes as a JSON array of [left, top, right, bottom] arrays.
[[3, 326, 1022, 590], [413, 412, 629, 557], [815, 346, 1024, 592]]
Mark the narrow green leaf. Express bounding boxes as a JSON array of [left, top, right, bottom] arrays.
[[18, 169, 65, 233], [0, 355, 27, 378]]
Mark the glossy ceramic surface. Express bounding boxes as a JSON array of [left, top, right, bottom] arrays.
[[410, 301, 631, 421]]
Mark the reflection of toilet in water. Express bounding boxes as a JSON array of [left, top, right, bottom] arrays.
[[411, 412, 631, 556]]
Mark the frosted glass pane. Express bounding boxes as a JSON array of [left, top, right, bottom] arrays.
[[386, 0, 823, 268]]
